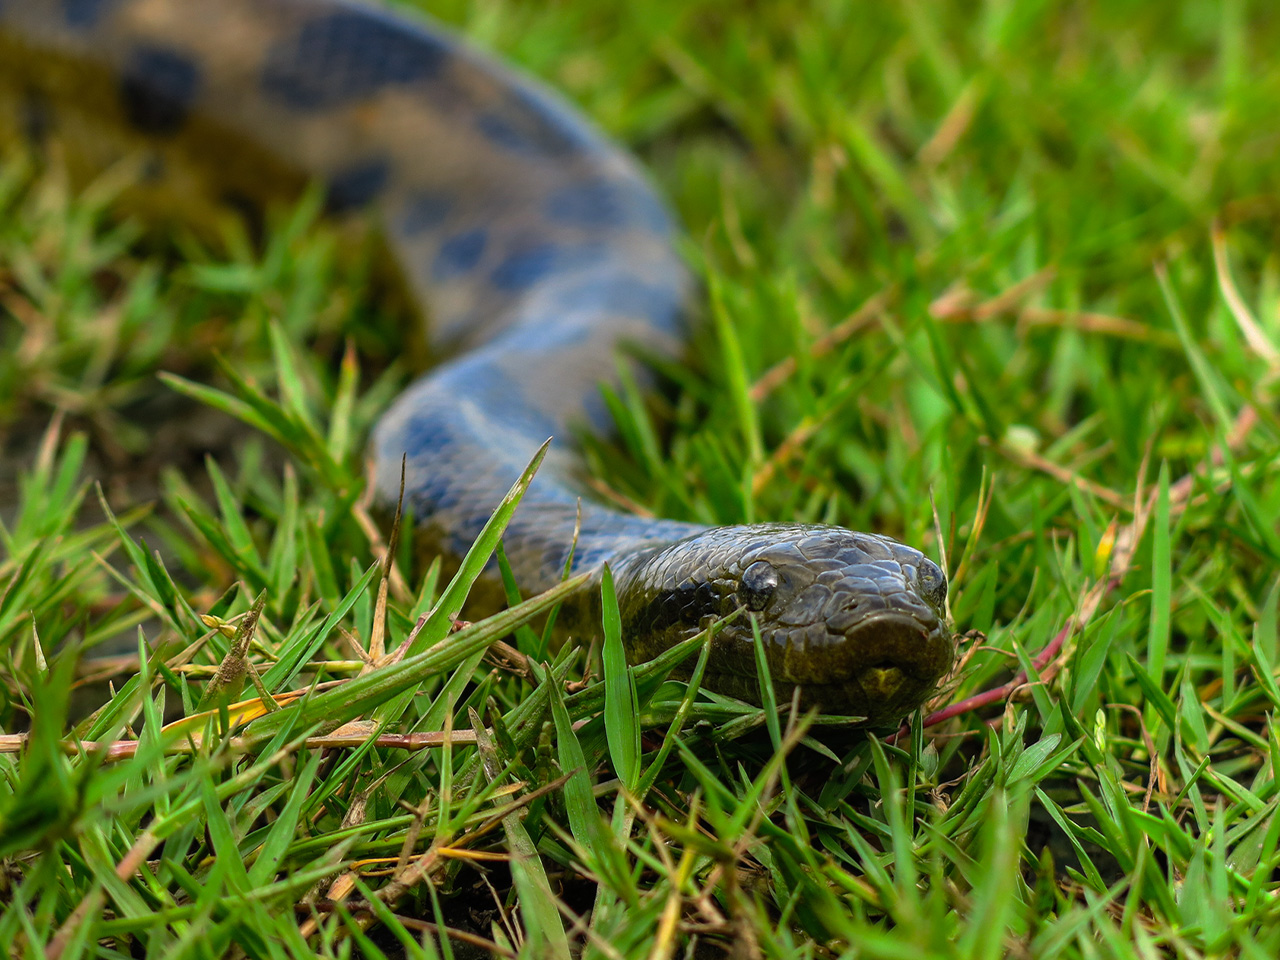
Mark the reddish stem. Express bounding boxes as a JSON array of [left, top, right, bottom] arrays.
[[888, 617, 1073, 744]]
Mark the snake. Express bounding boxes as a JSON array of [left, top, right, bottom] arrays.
[[0, 0, 954, 724]]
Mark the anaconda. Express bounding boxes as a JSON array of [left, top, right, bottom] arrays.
[[0, 0, 954, 724]]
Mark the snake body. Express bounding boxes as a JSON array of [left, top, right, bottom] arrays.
[[0, 0, 953, 723]]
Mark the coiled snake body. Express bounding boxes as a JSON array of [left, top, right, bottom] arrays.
[[0, 0, 953, 723]]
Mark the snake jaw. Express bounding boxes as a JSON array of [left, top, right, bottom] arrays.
[[617, 522, 956, 724], [829, 611, 954, 722]]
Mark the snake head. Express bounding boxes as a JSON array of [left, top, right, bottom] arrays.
[[615, 522, 954, 725]]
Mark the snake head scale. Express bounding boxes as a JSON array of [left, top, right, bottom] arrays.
[[613, 523, 954, 725]]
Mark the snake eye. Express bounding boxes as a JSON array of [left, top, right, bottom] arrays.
[[917, 559, 947, 607], [739, 560, 779, 611]]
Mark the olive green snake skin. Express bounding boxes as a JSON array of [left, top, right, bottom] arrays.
[[0, 0, 954, 724]]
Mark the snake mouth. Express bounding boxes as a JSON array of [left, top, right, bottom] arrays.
[[688, 610, 953, 723], [842, 612, 952, 681], [788, 612, 954, 722]]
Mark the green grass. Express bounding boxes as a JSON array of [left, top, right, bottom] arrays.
[[3, 0, 1280, 955]]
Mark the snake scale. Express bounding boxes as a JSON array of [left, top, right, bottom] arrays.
[[0, 0, 954, 724]]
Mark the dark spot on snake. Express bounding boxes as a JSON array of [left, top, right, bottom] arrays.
[[432, 229, 488, 280], [546, 178, 671, 233], [572, 545, 610, 569], [476, 114, 530, 155], [261, 11, 450, 110], [490, 244, 604, 292], [541, 545, 570, 572], [119, 46, 201, 135], [396, 415, 450, 465], [62, 0, 121, 28], [400, 191, 453, 235], [476, 86, 595, 158], [433, 484, 460, 510], [326, 158, 390, 213]]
